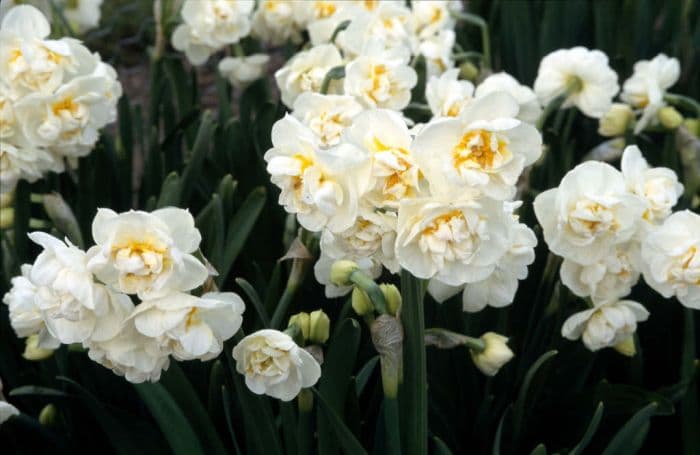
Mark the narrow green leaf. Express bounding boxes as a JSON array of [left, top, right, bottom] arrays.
[[595, 382, 674, 416], [156, 172, 182, 208], [492, 406, 513, 455], [601, 402, 659, 455], [513, 350, 558, 439], [180, 111, 216, 203], [530, 443, 547, 455], [569, 402, 604, 455], [355, 356, 379, 396], [134, 382, 206, 455], [235, 277, 270, 327], [9, 385, 69, 398], [681, 308, 699, 455], [400, 270, 428, 455], [222, 386, 244, 455], [57, 377, 143, 455], [42, 193, 85, 249], [195, 194, 225, 268], [159, 363, 227, 455], [317, 318, 362, 454], [217, 186, 266, 287], [313, 389, 368, 455]]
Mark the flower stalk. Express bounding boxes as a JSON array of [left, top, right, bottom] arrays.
[[451, 11, 492, 69]]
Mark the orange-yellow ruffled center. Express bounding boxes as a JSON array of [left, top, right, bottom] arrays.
[[452, 130, 508, 171]]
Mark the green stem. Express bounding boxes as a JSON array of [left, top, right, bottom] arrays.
[[452, 51, 484, 62], [349, 270, 388, 314], [536, 94, 567, 130], [320, 66, 346, 95], [399, 270, 427, 455], [384, 395, 401, 455], [665, 93, 700, 116], [329, 19, 351, 44], [297, 389, 313, 455], [451, 11, 491, 69], [406, 102, 433, 114], [271, 281, 299, 330]]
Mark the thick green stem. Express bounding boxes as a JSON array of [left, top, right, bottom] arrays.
[[399, 271, 427, 455], [384, 395, 401, 455], [297, 389, 313, 455], [271, 281, 299, 330]]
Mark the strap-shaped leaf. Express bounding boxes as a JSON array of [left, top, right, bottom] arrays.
[[134, 382, 206, 455], [601, 402, 659, 455], [569, 402, 604, 455], [313, 388, 368, 455]]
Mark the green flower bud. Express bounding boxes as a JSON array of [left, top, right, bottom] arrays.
[[39, 404, 57, 426], [598, 103, 634, 137], [658, 106, 683, 130], [330, 260, 359, 286], [288, 312, 310, 341], [459, 61, 479, 82], [0, 207, 14, 230], [380, 284, 402, 316], [23, 334, 55, 361], [683, 118, 700, 137], [309, 310, 330, 344], [352, 287, 373, 316]]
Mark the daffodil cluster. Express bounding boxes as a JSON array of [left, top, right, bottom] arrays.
[[264, 21, 545, 314], [0, 4, 119, 194], [3, 207, 246, 383], [534, 145, 697, 353]]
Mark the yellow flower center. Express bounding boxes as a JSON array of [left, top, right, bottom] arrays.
[[51, 98, 80, 116], [452, 130, 509, 171], [315, 1, 336, 18], [422, 210, 465, 236]]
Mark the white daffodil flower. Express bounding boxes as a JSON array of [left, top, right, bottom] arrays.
[[344, 39, 418, 110], [534, 46, 619, 118], [641, 210, 700, 309], [251, 1, 303, 46], [621, 54, 680, 133], [86, 207, 208, 298], [620, 145, 683, 226], [425, 68, 474, 118], [411, 0, 461, 40], [339, 2, 415, 57], [334, 109, 421, 208], [534, 161, 645, 265], [418, 29, 456, 77], [2, 264, 58, 348], [475, 72, 542, 124], [232, 329, 321, 401], [396, 193, 511, 286], [171, 0, 255, 65], [428, 202, 537, 312], [264, 115, 371, 233], [28, 232, 132, 345], [560, 241, 641, 303], [62, 0, 102, 34], [15, 69, 120, 158], [291, 92, 364, 147], [275, 44, 344, 108], [87, 321, 170, 383], [562, 300, 649, 352], [412, 92, 542, 200], [315, 253, 381, 298], [131, 292, 245, 361], [218, 54, 269, 89]]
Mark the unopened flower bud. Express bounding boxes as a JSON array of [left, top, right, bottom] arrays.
[[0, 191, 13, 208], [288, 312, 310, 341], [613, 336, 636, 357], [658, 106, 683, 130], [352, 287, 373, 316], [39, 404, 57, 426], [309, 310, 330, 344], [598, 103, 634, 137], [470, 332, 514, 376], [380, 284, 402, 316], [683, 118, 700, 137], [0, 208, 13, 229], [23, 334, 54, 361], [330, 260, 359, 286], [459, 61, 479, 82]]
